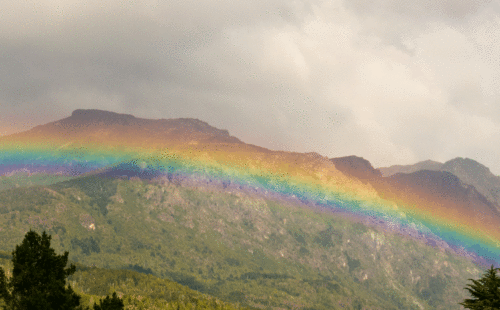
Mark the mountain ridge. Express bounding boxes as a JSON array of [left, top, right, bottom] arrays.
[[379, 157, 500, 212], [3, 109, 243, 146], [0, 109, 379, 203], [330, 155, 382, 184], [329, 155, 500, 248], [0, 109, 499, 267]]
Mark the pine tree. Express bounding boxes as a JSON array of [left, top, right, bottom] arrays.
[[92, 292, 124, 310], [0, 230, 82, 310], [459, 265, 500, 310]]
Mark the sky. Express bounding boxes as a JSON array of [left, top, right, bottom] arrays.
[[1, 0, 500, 174]]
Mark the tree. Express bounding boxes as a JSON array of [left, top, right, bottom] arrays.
[[0, 230, 82, 310], [92, 292, 124, 310], [459, 265, 500, 310]]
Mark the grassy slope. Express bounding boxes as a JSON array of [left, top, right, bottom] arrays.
[[0, 176, 482, 309]]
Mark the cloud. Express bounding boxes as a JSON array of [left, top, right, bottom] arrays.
[[1, 0, 500, 174]]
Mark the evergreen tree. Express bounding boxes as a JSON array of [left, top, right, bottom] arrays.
[[459, 265, 500, 310], [92, 292, 124, 310], [0, 230, 82, 310]]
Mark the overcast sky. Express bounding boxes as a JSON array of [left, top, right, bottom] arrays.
[[1, 0, 500, 174]]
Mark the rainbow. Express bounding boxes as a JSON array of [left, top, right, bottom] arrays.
[[1, 137, 499, 266]]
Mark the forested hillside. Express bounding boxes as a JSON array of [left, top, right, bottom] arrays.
[[0, 175, 484, 309], [0, 250, 250, 310]]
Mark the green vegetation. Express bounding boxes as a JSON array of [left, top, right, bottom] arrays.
[[0, 175, 488, 309], [0, 230, 83, 309], [459, 265, 500, 309], [0, 173, 74, 192], [0, 233, 248, 310], [92, 292, 124, 310], [69, 265, 250, 309]]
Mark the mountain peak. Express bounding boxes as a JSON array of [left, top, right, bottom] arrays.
[[443, 157, 491, 174], [13, 109, 243, 145], [378, 160, 443, 177], [67, 109, 137, 125], [330, 155, 382, 182]]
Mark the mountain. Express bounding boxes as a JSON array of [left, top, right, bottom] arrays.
[[0, 109, 499, 309], [330, 156, 382, 184], [441, 158, 500, 211], [4, 109, 243, 146], [331, 156, 500, 258], [380, 157, 500, 212], [0, 109, 377, 203], [381, 170, 500, 233], [379, 160, 443, 177]]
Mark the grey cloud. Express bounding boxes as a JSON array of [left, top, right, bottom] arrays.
[[0, 0, 314, 111], [343, 0, 497, 54], [1, 0, 500, 175], [344, 0, 494, 24]]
